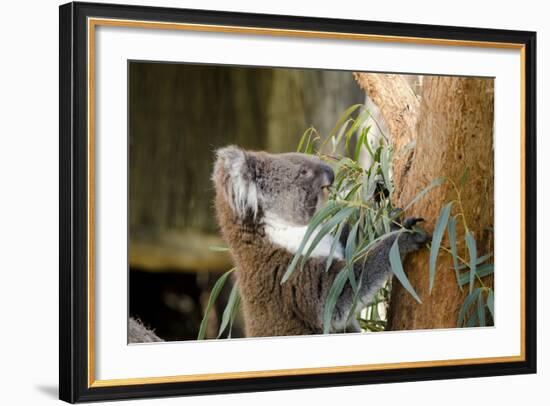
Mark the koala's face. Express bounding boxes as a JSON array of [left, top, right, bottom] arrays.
[[254, 152, 335, 225], [214, 146, 335, 226]]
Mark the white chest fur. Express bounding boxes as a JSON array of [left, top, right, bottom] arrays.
[[263, 214, 344, 259]]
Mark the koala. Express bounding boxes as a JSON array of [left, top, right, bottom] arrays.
[[128, 317, 163, 343], [212, 145, 428, 338]]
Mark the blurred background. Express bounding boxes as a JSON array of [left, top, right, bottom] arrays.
[[128, 61, 364, 341]]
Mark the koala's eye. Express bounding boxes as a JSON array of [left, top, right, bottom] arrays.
[[300, 168, 311, 177]]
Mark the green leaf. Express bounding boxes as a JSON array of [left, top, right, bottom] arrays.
[[344, 110, 370, 156], [217, 283, 240, 338], [323, 268, 349, 334], [332, 119, 353, 150], [363, 129, 376, 160], [458, 263, 494, 287], [328, 104, 363, 140], [305, 134, 319, 154], [282, 202, 342, 283], [403, 177, 445, 211], [297, 127, 320, 154], [487, 289, 494, 319], [459, 167, 470, 187], [208, 245, 230, 252], [301, 207, 356, 270], [389, 235, 422, 303], [429, 202, 453, 293], [296, 127, 313, 153], [354, 128, 367, 162], [466, 308, 479, 327], [362, 163, 379, 202], [345, 219, 361, 292], [372, 138, 384, 163], [343, 183, 363, 201], [457, 288, 480, 327], [380, 145, 394, 196], [197, 268, 235, 340], [333, 157, 355, 173], [382, 208, 391, 234], [465, 231, 477, 294], [227, 292, 241, 339], [354, 229, 401, 259], [344, 274, 365, 328], [447, 216, 461, 289], [456, 253, 493, 270], [477, 289, 486, 327], [364, 211, 375, 242], [325, 224, 344, 273]]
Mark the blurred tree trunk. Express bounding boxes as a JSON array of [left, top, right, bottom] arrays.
[[354, 73, 494, 330], [129, 63, 362, 272]]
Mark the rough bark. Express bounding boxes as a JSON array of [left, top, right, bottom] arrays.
[[354, 73, 420, 195], [355, 73, 494, 330]]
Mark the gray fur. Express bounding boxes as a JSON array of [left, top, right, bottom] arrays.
[[215, 146, 333, 225], [212, 146, 428, 336], [331, 228, 427, 331], [128, 317, 163, 343]]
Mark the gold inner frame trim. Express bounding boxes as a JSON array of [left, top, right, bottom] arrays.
[[87, 17, 527, 388]]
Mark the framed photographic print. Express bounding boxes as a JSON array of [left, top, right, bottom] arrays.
[[59, 1, 537, 403]]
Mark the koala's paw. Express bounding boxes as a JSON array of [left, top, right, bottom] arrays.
[[403, 217, 425, 229], [400, 217, 430, 252]]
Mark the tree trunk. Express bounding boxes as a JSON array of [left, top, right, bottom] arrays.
[[354, 73, 494, 330]]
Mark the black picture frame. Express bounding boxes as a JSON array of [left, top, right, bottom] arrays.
[[59, 1, 537, 403]]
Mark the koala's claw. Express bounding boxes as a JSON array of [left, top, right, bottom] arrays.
[[403, 217, 425, 229], [397, 217, 430, 252]]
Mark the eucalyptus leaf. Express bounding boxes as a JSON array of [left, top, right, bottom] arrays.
[[344, 272, 365, 328], [296, 127, 311, 153], [344, 110, 370, 155], [487, 289, 494, 319], [354, 129, 366, 162], [403, 177, 445, 211], [217, 283, 240, 338], [429, 202, 453, 293], [363, 127, 376, 159], [227, 289, 241, 338], [389, 235, 422, 303], [325, 224, 344, 272], [382, 208, 391, 234], [344, 183, 363, 201], [458, 263, 494, 287], [457, 287, 480, 327], [208, 245, 230, 252], [459, 167, 470, 187], [477, 289, 486, 327], [354, 229, 402, 259], [456, 253, 493, 270], [345, 219, 361, 292], [333, 119, 353, 151], [197, 268, 235, 340], [448, 216, 461, 288], [327, 104, 363, 140], [297, 127, 316, 153], [282, 202, 342, 283], [301, 206, 356, 270], [363, 163, 380, 202], [323, 268, 349, 334], [380, 145, 394, 196], [465, 308, 479, 327], [465, 231, 477, 294]]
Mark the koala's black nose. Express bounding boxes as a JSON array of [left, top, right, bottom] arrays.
[[320, 163, 335, 186]]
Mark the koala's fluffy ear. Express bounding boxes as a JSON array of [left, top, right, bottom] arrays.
[[213, 146, 259, 219]]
